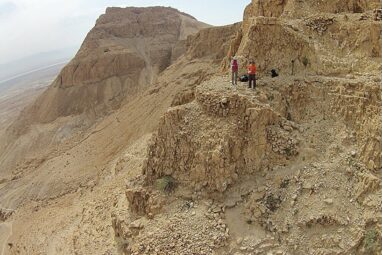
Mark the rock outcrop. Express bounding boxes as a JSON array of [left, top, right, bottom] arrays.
[[140, 73, 381, 254], [247, 0, 381, 18], [224, 0, 382, 75], [1, 2, 382, 255], [144, 76, 300, 192]]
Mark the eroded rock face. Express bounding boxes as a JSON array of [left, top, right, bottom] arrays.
[[247, 0, 381, 18], [144, 77, 300, 192], [329, 82, 382, 171], [125, 188, 165, 217], [2, 1, 382, 254], [185, 23, 241, 62], [225, 0, 382, 75], [268, 78, 381, 171], [15, 7, 209, 126]]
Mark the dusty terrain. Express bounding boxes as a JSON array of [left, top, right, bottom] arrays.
[[0, 1, 381, 255], [0, 6, 210, 181], [0, 62, 64, 148]]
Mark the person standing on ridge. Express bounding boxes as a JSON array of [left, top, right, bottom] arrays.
[[247, 60, 257, 89], [231, 56, 239, 86]]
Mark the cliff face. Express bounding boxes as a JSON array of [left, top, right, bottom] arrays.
[[0, 17, 240, 255], [1, 2, 382, 255], [0, 7, 210, 189], [144, 78, 296, 192], [16, 7, 210, 126], [225, 0, 382, 75], [246, 0, 380, 18], [138, 74, 381, 254], [0, 6, 209, 175], [185, 23, 241, 62], [136, 2, 381, 254]]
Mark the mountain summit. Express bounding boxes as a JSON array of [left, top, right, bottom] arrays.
[[15, 7, 209, 126]]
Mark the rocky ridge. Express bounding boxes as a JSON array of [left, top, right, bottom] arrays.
[[24, 7, 209, 125], [0, 1, 381, 255], [120, 1, 381, 254], [0, 7, 209, 180], [114, 73, 381, 255]]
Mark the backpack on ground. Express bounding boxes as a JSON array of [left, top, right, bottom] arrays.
[[239, 74, 248, 82], [271, 69, 279, 78]]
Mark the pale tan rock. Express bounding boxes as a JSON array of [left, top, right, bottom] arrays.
[[11, 7, 210, 129], [1, 1, 382, 255]]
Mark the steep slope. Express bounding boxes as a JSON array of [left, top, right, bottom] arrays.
[[1, 1, 381, 255], [113, 1, 381, 255], [0, 18, 239, 254], [225, 0, 381, 75], [0, 7, 209, 179], [17, 7, 209, 126], [140, 75, 381, 254], [223, 0, 382, 170]]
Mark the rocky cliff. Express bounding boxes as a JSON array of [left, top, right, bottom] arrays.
[[12, 7, 209, 128], [224, 0, 381, 76], [0, 8, 241, 254], [144, 0, 381, 192], [0, 6, 209, 179], [1, 2, 381, 255], [134, 1, 381, 254]]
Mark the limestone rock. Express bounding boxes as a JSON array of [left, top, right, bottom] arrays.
[[143, 77, 296, 192], [11, 7, 210, 129], [126, 188, 150, 216], [125, 188, 165, 216]]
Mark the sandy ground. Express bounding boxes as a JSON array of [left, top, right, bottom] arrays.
[[0, 222, 12, 255], [0, 70, 59, 253], [0, 55, 217, 254], [0, 87, 47, 130]]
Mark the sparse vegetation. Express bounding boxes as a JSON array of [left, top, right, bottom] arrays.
[[364, 229, 378, 252], [302, 56, 309, 68], [115, 237, 129, 254], [156, 176, 177, 193], [280, 179, 290, 189], [285, 147, 292, 157], [264, 194, 282, 212], [347, 156, 355, 166], [287, 112, 292, 121]]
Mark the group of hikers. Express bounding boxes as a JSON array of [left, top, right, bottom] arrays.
[[230, 57, 278, 89], [231, 57, 257, 89]]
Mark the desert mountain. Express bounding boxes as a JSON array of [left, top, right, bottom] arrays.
[[0, 7, 209, 179], [8, 7, 209, 131], [0, 1, 381, 254]]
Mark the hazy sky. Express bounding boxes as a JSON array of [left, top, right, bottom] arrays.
[[0, 0, 250, 65]]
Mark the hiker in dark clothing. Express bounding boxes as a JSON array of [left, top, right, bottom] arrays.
[[247, 60, 257, 89]]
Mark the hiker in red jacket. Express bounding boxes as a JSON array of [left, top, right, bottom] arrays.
[[247, 60, 257, 89], [231, 57, 239, 86]]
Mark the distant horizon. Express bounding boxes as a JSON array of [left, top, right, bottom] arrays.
[[0, 59, 69, 84], [0, 46, 76, 82], [0, 46, 78, 66], [0, 0, 250, 65]]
